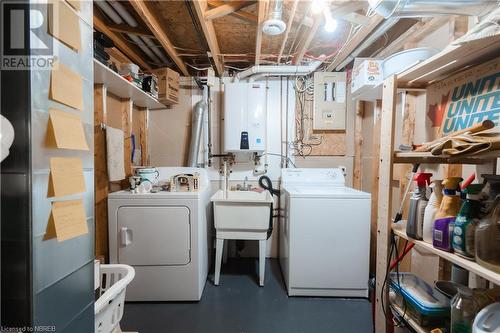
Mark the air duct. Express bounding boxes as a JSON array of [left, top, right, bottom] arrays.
[[235, 60, 322, 82], [368, 0, 499, 19], [262, 0, 286, 36], [188, 91, 208, 167]]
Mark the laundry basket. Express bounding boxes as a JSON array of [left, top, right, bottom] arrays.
[[95, 264, 135, 333]]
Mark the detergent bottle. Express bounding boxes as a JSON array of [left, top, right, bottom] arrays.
[[423, 179, 443, 244], [406, 173, 432, 240], [433, 177, 463, 252], [452, 184, 483, 259]]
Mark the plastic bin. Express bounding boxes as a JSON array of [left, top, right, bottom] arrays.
[[95, 264, 135, 333], [390, 273, 450, 327]]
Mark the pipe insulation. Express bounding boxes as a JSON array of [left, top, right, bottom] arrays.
[[235, 60, 322, 81], [187, 95, 208, 167]]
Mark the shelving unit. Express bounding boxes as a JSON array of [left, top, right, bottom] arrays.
[[374, 36, 500, 333], [93, 59, 166, 110]]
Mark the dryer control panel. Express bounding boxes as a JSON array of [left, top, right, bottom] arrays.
[[281, 168, 345, 187]]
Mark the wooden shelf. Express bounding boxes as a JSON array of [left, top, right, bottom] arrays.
[[93, 59, 166, 110], [391, 304, 429, 333], [394, 151, 499, 165], [392, 224, 500, 286], [398, 34, 500, 88]]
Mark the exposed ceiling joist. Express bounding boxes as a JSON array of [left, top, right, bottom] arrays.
[[129, 0, 189, 75], [277, 0, 299, 64], [326, 15, 384, 71], [94, 14, 152, 71], [106, 22, 154, 38], [293, 14, 322, 65], [255, 0, 268, 65], [207, 1, 257, 23], [205, 1, 256, 21], [192, 0, 224, 76], [375, 20, 426, 58]]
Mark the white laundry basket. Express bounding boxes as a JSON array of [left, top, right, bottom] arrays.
[[95, 264, 135, 333]]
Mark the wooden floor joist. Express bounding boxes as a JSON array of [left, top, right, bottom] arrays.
[[129, 0, 189, 76], [293, 15, 322, 65], [255, 0, 269, 65], [277, 0, 298, 64], [94, 14, 152, 71], [207, 0, 257, 23], [193, 0, 225, 76], [204, 1, 256, 21]]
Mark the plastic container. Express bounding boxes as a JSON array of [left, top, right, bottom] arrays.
[[473, 302, 500, 333], [119, 63, 140, 79], [451, 286, 479, 333], [424, 180, 443, 244], [390, 273, 450, 327], [136, 167, 160, 185], [433, 177, 463, 252], [95, 264, 135, 333], [475, 196, 500, 273]]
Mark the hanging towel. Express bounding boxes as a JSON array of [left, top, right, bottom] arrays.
[[106, 126, 125, 181]]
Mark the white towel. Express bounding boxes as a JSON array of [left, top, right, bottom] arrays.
[[106, 126, 125, 182]]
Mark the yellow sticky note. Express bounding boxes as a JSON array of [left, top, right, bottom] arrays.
[[50, 62, 83, 110], [66, 0, 81, 11], [46, 109, 89, 150], [47, 157, 86, 198], [44, 200, 88, 242], [48, 0, 81, 51]]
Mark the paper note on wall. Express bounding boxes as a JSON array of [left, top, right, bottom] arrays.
[[48, 0, 81, 51], [50, 62, 84, 110], [44, 200, 88, 242], [46, 109, 89, 150], [66, 0, 81, 11], [47, 157, 86, 197]]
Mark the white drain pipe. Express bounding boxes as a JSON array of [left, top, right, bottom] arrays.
[[234, 60, 322, 82]]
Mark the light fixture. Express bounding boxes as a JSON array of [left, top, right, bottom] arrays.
[[323, 7, 337, 33], [311, 0, 327, 15], [262, 0, 287, 35]]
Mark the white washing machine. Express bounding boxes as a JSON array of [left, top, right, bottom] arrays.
[[279, 168, 371, 297], [108, 167, 211, 301]]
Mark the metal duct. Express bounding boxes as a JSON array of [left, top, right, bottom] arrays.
[[188, 95, 208, 167], [235, 60, 322, 81], [368, 0, 499, 18]]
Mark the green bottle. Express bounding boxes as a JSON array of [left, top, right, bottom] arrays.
[[452, 184, 484, 259]]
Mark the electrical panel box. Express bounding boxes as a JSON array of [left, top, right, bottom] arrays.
[[224, 82, 266, 153], [313, 72, 347, 130]]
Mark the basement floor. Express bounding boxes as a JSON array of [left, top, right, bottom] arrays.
[[121, 259, 373, 333]]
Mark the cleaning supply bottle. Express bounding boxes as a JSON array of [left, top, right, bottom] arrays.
[[433, 177, 463, 252], [406, 173, 432, 240], [452, 184, 483, 259], [423, 179, 443, 244]]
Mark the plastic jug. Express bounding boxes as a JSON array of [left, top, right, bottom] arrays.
[[433, 177, 462, 252], [475, 195, 500, 273], [423, 180, 443, 244], [407, 173, 432, 240], [452, 184, 483, 259]]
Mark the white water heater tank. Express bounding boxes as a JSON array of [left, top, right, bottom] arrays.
[[224, 82, 266, 152]]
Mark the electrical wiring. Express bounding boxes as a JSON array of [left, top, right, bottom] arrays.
[[185, 63, 211, 71], [259, 153, 297, 168]]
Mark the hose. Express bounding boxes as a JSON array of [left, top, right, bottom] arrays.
[[259, 176, 280, 239]]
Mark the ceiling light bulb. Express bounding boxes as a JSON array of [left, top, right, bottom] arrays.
[[323, 8, 337, 33], [311, 0, 326, 15]]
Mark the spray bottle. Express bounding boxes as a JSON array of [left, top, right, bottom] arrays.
[[433, 177, 463, 252], [406, 173, 432, 240], [423, 179, 443, 244], [452, 184, 484, 259]]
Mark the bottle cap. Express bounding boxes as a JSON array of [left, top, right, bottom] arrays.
[[414, 173, 432, 187], [442, 177, 463, 190], [463, 183, 483, 195]]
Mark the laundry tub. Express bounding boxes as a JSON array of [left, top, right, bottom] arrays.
[[211, 190, 274, 286]]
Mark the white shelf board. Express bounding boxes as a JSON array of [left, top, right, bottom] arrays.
[[93, 59, 166, 110], [391, 304, 429, 333], [393, 224, 500, 286]]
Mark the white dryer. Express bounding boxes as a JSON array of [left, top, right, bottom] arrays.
[[279, 168, 371, 298], [108, 167, 211, 301]]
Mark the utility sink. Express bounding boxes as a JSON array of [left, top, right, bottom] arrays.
[[211, 190, 274, 237]]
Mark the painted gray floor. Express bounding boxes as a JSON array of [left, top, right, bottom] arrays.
[[121, 259, 373, 333]]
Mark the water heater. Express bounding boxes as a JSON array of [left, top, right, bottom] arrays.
[[224, 82, 266, 152]]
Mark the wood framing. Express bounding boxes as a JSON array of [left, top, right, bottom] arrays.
[[94, 14, 152, 71], [106, 22, 154, 38], [204, 1, 256, 21], [255, 0, 268, 65], [277, 0, 298, 64], [353, 101, 364, 190], [375, 76, 397, 333], [293, 13, 322, 65], [207, 0, 257, 23], [193, 0, 224, 75], [122, 99, 133, 189], [129, 0, 189, 76], [326, 15, 384, 71], [370, 100, 382, 273]]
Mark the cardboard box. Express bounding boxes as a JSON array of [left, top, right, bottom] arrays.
[[351, 59, 383, 101], [154, 67, 180, 105]]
